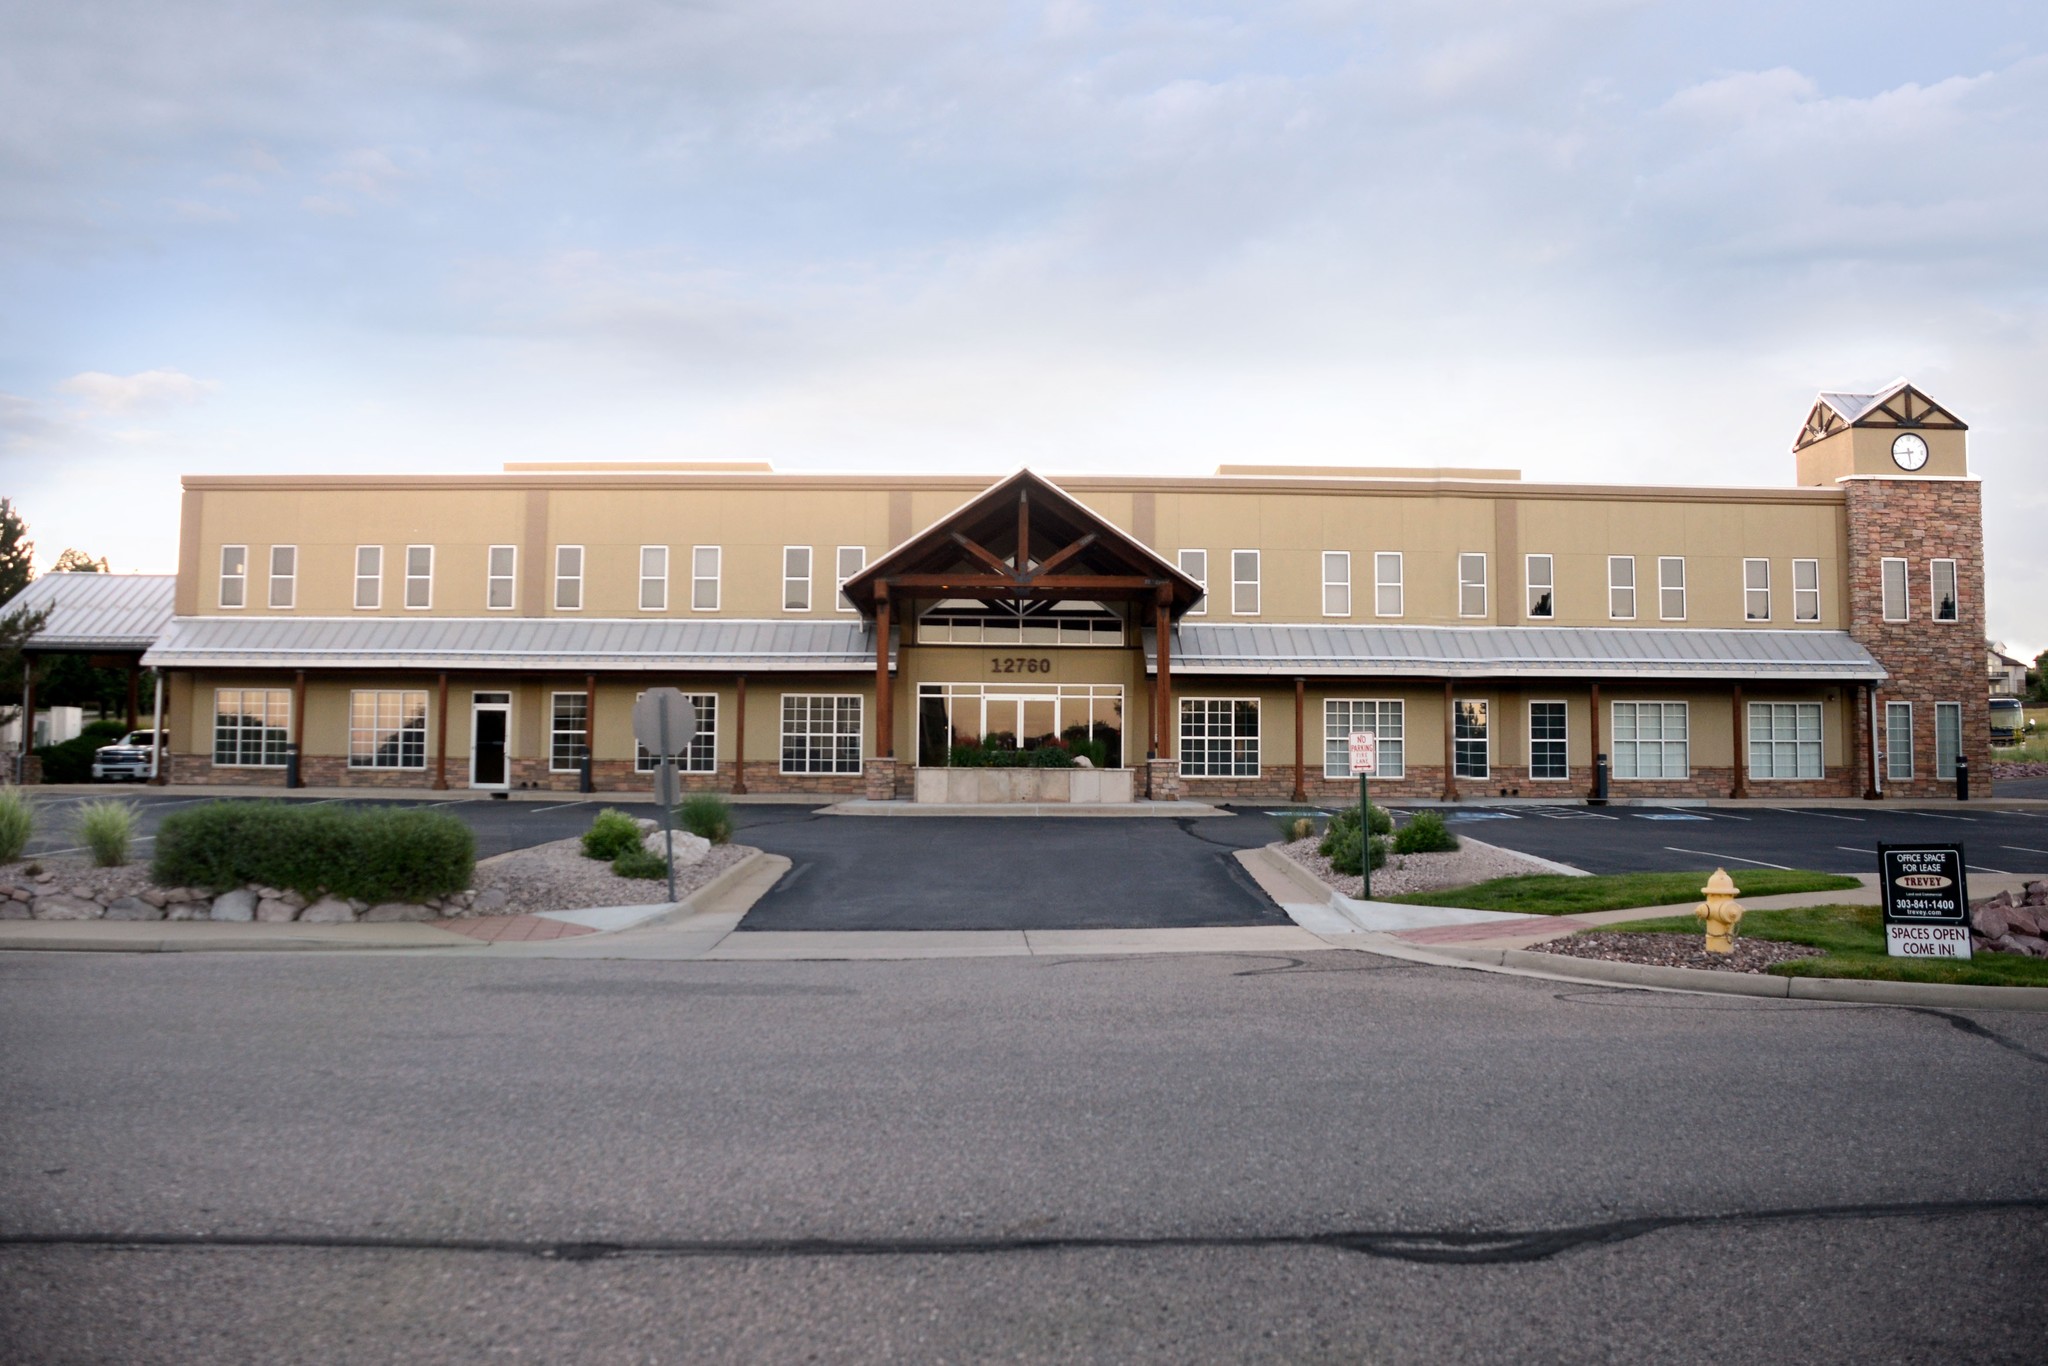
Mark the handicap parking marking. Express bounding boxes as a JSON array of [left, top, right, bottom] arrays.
[[1637, 813, 1710, 822], [1446, 810, 1520, 822], [1662, 845, 1792, 870]]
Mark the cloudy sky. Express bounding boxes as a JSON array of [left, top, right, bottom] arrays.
[[3, 1, 2044, 654]]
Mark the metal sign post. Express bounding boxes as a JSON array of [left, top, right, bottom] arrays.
[[1349, 731, 1378, 901], [631, 688, 698, 905], [1876, 843, 1971, 960]]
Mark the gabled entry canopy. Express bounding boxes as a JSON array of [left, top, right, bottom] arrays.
[[839, 469, 1206, 619]]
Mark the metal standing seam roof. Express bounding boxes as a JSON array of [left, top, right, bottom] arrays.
[[1816, 379, 1910, 425], [1142, 623, 1887, 681], [3, 572, 177, 651], [142, 616, 885, 672]]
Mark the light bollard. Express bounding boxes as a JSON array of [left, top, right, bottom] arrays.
[[1694, 868, 1745, 954]]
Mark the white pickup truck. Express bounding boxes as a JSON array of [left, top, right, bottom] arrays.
[[91, 730, 162, 782]]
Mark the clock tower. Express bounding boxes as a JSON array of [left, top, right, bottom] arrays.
[[1792, 379, 1968, 485]]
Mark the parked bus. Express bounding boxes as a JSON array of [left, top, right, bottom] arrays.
[[1991, 696, 2026, 743]]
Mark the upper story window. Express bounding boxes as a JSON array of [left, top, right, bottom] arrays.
[[692, 546, 721, 611], [219, 545, 248, 609], [1178, 550, 1207, 616], [487, 546, 516, 610], [354, 546, 382, 610], [836, 546, 865, 612], [1793, 559, 1820, 622], [783, 546, 812, 611], [1526, 554, 1553, 619], [1457, 553, 1486, 618], [267, 545, 296, 609], [404, 545, 433, 610], [1744, 559, 1771, 621], [554, 545, 583, 611], [1658, 556, 1686, 621], [1375, 552, 1402, 617], [1880, 558, 1908, 622], [1322, 551, 1350, 617], [1931, 559, 1958, 622], [1608, 556, 1636, 620], [640, 546, 668, 611], [1231, 550, 1259, 615]]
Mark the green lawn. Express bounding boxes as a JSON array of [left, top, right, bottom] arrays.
[[1604, 904, 2048, 988], [1383, 869, 1863, 916]]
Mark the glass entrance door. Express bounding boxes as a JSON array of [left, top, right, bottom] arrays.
[[470, 692, 510, 788]]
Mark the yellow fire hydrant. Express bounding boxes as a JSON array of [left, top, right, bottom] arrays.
[[1694, 868, 1744, 954]]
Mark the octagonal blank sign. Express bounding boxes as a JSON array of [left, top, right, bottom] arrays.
[[631, 688, 698, 759]]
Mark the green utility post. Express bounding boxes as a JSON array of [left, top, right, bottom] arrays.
[[1360, 765, 1370, 902]]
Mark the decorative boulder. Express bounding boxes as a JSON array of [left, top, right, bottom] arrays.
[[469, 886, 510, 914], [255, 898, 300, 923], [642, 829, 709, 866], [165, 902, 212, 921], [1971, 903, 2014, 940], [32, 894, 104, 921], [363, 901, 435, 922], [210, 888, 258, 922], [2005, 933, 2048, 959], [0, 900, 29, 920], [104, 896, 167, 921], [298, 897, 358, 923]]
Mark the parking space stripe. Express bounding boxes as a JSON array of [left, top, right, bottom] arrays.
[[1907, 811, 1976, 822], [528, 799, 592, 814], [1967, 864, 2011, 875], [1766, 807, 1862, 822], [2001, 846, 2048, 855], [1662, 845, 1791, 870]]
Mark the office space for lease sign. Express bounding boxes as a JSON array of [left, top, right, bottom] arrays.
[[1877, 844, 1972, 960]]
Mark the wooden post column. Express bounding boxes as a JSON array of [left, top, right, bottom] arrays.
[[584, 673, 597, 787], [1730, 684, 1747, 799], [1155, 586, 1173, 761], [19, 659, 35, 780], [291, 669, 306, 786], [874, 583, 893, 762], [125, 660, 140, 732], [1441, 681, 1459, 801], [433, 672, 450, 790], [1588, 682, 1602, 799], [733, 675, 749, 795], [1292, 677, 1307, 802]]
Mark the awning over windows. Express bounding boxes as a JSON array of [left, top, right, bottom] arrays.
[[1142, 624, 1887, 681], [4, 572, 176, 652], [141, 616, 884, 672]]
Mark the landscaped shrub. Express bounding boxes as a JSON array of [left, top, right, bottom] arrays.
[[581, 807, 643, 861], [610, 845, 669, 880], [1393, 810, 1460, 855], [677, 793, 733, 844], [1026, 744, 1077, 768], [1282, 814, 1315, 841], [35, 719, 130, 784], [0, 787, 32, 863], [76, 798, 137, 867], [946, 741, 1082, 769], [1318, 801, 1391, 859], [1326, 825, 1387, 877], [152, 800, 474, 902]]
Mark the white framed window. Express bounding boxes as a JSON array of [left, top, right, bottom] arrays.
[[212, 688, 289, 767], [267, 545, 296, 609], [353, 545, 382, 610], [1230, 550, 1259, 616], [781, 693, 862, 774], [635, 692, 718, 773], [1458, 553, 1487, 618], [1744, 559, 1771, 621], [1935, 701, 1961, 780], [1793, 559, 1819, 622], [1181, 698, 1260, 778], [1322, 551, 1351, 617], [692, 546, 721, 611], [1608, 556, 1636, 620], [1881, 558, 1908, 622], [1526, 554, 1554, 619], [1529, 700, 1568, 780], [783, 546, 813, 612], [1885, 700, 1913, 779], [1453, 699, 1489, 779], [219, 545, 248, 609], [1658, 557, 1686, 621], [1931, 559, 1958, 622], [1324, 699, 1403, 779], [555, 545, 584, 611], [349, 690, 428, 770], [549, 692, 589, 772], [836, 546, 866, 612], [1612, 701, 1688, 779], [640, 545, 668, 611], [404, 545, 433, 610], [1178, 550, 1208, 616], [487, 545, 517, 610], [1748, 702, 1821, 780], [1375, 552, 1403, 617]]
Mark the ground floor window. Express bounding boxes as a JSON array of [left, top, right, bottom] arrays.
[[636, 692, 719, 773], [1612, 701, 1688, 779], [1180, 698, 1259, 778], [1324, 699, 1403, 778], [213, 689, 290, 767], [349, 690, 427, 769], [550, 692, 589, 772], [782, 694, 863, 774], [1748, 702, 1821, 780], [1453, 699, 1489, 779], [1935, 701, 1961, 780], [1886, 701, 1913, 780], [1529, 701, 1568, 779], [916, 683, 1122, 767]]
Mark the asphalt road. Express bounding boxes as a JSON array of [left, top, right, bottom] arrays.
[[2, 951, 2044, 1361]]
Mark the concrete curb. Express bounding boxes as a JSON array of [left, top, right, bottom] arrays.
[[1359, 936, 2048, 1011], [820, 800, 1226, 818], [629, 848, 781, 931]]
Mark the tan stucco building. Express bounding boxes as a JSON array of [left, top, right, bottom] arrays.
[[49, 378, 1987, 802]]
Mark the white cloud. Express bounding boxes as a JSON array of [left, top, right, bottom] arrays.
[[57, 369, 218, 413]]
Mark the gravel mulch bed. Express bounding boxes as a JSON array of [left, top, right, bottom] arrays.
[[473, 837, 755, 915], [1276, 835, 1562, 900], [1992, 760, 2048, 780], [1530, 931, 1824, 975], [1, 856, 154, 904]]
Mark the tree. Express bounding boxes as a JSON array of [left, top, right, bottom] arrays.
[[2031, 649, 2048, 704], [0, 498, 31, 604], [52, 548, 109, 573]]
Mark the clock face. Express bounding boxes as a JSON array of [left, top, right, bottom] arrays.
[[1892, 432, 1929, 471]]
